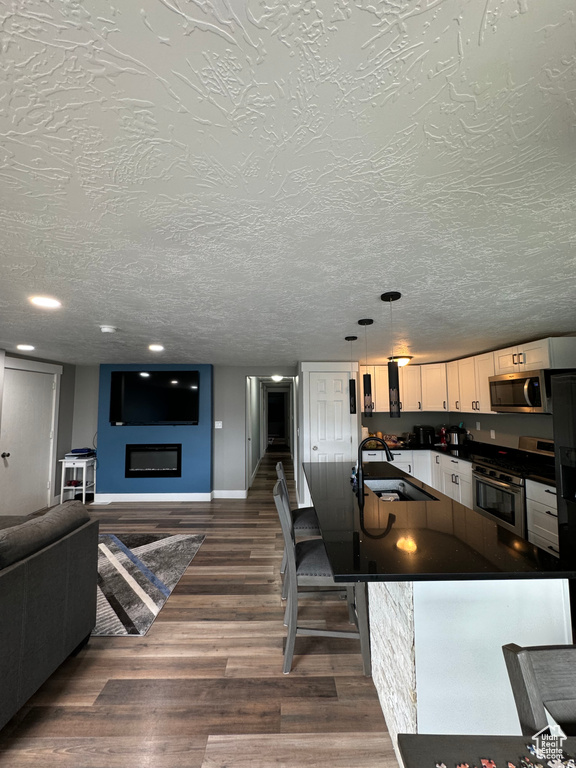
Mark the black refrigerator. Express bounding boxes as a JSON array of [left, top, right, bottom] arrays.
[[552, 373, 576, 579]]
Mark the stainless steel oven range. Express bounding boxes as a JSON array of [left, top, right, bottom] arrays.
[[472, 460, 525, 538]]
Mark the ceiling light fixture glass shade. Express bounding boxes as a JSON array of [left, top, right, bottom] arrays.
[[388, 355, 413, 367], [29, 296, 61, 309], [271, 375, 283, 382], [148, 344, 164, 352], [100, 325, 117, 333], [16, 344, 35, 351]]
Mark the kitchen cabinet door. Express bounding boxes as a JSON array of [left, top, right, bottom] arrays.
[[457, 357, 477, 412], [493, 346, 518, 375], [431, 452, 442, 490], [421, 363, 448, 412], [386, 450, 413, 476], [447, 361, 460, 412], [519, 339, 550, 370], [374, 366, 390, 413], [441, 466, 457, 500], [412, 451, 432, 485], [474, 352, 495, 413], [399, 365, 422, 412]]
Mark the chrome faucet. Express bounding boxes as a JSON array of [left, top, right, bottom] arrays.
[[356, 437, 394, 507]]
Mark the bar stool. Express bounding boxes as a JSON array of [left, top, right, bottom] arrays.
[[273, 479, 371, 675]]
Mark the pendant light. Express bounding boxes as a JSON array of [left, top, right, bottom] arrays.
[[358, 319, 374, 417], [381, 292, 403, 419], [345, 335, 358, 414]]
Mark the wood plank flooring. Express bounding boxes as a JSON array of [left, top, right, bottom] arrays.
[[0, 451, 397, 768]]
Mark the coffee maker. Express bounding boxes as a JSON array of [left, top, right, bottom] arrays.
[[447, 425, 467, 446], [413, 425, 435, 447]]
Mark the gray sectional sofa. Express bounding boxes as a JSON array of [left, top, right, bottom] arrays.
[[0, 501, 99, 732]]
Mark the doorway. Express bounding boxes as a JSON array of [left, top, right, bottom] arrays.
[[0, 358, 61, 516], [245, 376, 296, 490], [266, 389, 290, 452]]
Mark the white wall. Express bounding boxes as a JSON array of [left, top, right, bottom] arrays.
[[71, 365, 100, 449]]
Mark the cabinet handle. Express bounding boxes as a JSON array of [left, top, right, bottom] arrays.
[[451, 459, 458, 464], [435, 456, 440, 464], [548, 545, 560, 554], [513, 353, 517, 365], [418, 401, 421, 410], [443, 401, 446, 410], [545, 510, 556, 517], [454, 475, 460, 485], [471, 401, 476, 410], [455, 400, 459, 410], [545, 488, 557, 495], [408, 464, 412, 474], [475, 400, 480, 410], [399, 401, 402, 411], [451, 474, 456, 484]]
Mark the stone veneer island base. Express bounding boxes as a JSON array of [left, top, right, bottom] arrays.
[[368, 578, 571, 763]]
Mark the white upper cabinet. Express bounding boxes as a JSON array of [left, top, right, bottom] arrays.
[[420, 363, 448, 412], [359, 365, 389, 414], [457, 352, 495, 413], [493, 337, 576, 375], [446, 360, 461, 412], [493, 339, 550, 374], [399, 365, 422, 412]]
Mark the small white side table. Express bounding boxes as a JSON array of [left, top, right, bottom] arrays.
[[59, 457, 96, 504]]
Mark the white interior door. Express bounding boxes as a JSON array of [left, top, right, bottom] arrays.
[[0, 367, 56, 515], [309, 372, 354, 463]]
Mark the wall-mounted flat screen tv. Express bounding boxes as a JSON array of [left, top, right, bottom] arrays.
[[109, 370, 200, 425]]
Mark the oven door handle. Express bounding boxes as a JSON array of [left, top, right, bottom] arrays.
[[473, 473, 523, 492], [523, 377, 533, 407]]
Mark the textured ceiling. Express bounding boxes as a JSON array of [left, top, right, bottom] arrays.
[[1, 0, 575, 367]]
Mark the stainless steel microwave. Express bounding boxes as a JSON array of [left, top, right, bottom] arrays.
[[489, 370, 550, 414]]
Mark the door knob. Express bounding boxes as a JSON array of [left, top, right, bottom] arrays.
[[312, 446, 318, 450], [1, 452, 10, 459]]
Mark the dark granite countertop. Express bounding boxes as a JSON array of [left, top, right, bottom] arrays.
[[302, 461, 573, 582]]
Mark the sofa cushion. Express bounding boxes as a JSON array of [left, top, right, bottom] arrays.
[[0, 502, 90, 569]]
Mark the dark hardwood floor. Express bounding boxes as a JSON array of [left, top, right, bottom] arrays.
[[0, 451, 396, 767]]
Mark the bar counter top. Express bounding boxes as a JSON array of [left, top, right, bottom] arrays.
[[302, 461, 575, 582]]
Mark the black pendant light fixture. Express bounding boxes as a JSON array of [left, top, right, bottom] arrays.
[[381, 292, 403, 419], [345, 335, 358, 414], [358, 319, 374, 417]]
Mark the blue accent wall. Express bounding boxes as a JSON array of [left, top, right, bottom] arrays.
[[97, 364, 212, 494]]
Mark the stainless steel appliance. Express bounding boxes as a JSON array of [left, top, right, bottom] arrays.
[[413, 425, 435, 447], [551, 373, 576, 565], [489, 370, 550, 414], [447, 425, 466, 446], [472, 460, 525, 537]]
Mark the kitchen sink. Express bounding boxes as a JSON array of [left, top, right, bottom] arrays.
[[364, 478, 439, 502]]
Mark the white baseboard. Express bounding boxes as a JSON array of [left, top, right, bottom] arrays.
[[93, 492, 213, 503], [212, 490, 248, 499]]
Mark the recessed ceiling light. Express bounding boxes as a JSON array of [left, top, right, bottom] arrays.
[[139, 372, 150, 378], [191, 385, 198, 390], [100, 325, 117, 334], [171, 380, 179, 384], [271, 375, 283, 382], [29, 296, 61, 309], [148, 344, 164, 352], [16, 344, 35, 351]]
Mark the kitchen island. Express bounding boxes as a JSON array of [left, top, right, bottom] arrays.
[[303, 461, 576, 761]]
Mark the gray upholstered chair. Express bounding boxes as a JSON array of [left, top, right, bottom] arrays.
[[273, 479, 371, 675], [275, 461, 320, 539], [275, 461, 320, 595], [502, 642, 576, 736]]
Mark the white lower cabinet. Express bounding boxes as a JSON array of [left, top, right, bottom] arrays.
[[387, 449, 413, 476], [526, 479, 559, 558], [412, 451, 432, 485], [432, 452, 473, 508]]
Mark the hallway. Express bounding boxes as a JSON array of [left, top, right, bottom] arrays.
[[0, 451, 395, 768]]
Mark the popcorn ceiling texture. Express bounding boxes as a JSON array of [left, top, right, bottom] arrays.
[[1, 1, 575, 365]]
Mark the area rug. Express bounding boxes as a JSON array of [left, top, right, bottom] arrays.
[[92, 533, 204, 637]]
